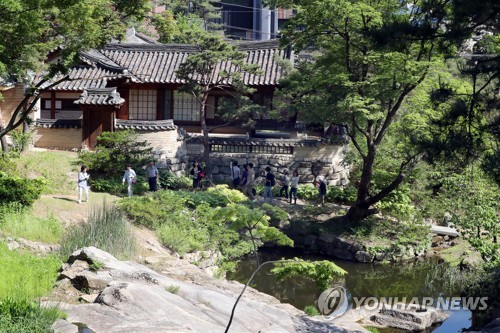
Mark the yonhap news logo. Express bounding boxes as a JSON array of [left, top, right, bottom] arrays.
[[317, 287, 488, 319], [317, 286, 349, 319]]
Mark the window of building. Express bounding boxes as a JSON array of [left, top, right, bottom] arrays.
[[129, 89, 157, 120], [173, 91, 200, 122], [210, 144, 293, 155]]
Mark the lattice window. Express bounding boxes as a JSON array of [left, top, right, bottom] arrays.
[[210, 144, 293, 155], [129, 89, 157, 120], [173, 91, 200, 122]]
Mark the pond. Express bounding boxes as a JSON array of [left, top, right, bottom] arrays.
[[227, 247, 471, 333]]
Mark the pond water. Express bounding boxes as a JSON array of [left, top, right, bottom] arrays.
[[227, 247, 471, 333]]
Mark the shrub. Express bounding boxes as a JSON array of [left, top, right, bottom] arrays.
[[158, 170, 192, 190], [78, 130, 153, 178], [303, 305, 320, 316], [0, 172, 45, 206], [59, 202, 136, 260]]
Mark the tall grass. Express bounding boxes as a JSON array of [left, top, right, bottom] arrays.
[[0, 203, 63, 243], [0, 243, 60, 299], [59, 202, 136, 260], [0, 297, 63, 333]]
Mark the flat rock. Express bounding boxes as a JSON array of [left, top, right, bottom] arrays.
[[431, 225, 459, 237]]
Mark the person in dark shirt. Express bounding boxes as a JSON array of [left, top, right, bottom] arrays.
[[264, 166, 275, 204]]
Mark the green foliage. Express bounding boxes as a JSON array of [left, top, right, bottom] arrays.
[[14, 151, 76, 195], [59, 202, 136, 260], [0, 297, 63, 333], [0, 0, 150, 140], [303, 305, 320, 316], [0, 171, 45, 206], [78, 130, 153, 179], [120, 188, 292, 269], [365, 327, 381, 333], [0, 203, 63, 243], [158, 170, 192, 190], [165, 285, 180, 294], [375, 185, 415, 221], [0, 243, 60, 299], [437, 171, 499, 269], [271, 258, 347, 291], [9, 130, 32, 154], [0, 152, 15, 173]]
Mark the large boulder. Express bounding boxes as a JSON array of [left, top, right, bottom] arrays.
[[52, 247, 368, 333]]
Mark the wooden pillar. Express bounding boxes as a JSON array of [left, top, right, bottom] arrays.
[[50, 91, 55, 119]]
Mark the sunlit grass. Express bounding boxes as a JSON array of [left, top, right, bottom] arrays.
[[0, 203, 63, 243], [15, 150, 78, 195], [0, 243, 60, 299]]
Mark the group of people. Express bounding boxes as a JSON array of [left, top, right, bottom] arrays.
[[78, 160, 327, 205], [230, 161, 257, 200], [77, 161, 159, 202]]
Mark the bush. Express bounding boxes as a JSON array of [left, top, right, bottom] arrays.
[[0, 172, 45, 206], [158, 170, 192, 190], [59, 202, 136, 260], [78, 130, 152, 176], [303, 305, 320, 316]]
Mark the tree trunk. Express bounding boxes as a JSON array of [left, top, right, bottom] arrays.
[[347, 144, 377, 222], [346, 203, 378, 222], [200, 90, 211, 175], [0, 124, 8, 153]]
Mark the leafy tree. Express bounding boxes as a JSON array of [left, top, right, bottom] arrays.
[[0, 0, 150, 149], [175, 32, 261, 174], [78, 130, 153, 178], [275, 0, 467, 222]]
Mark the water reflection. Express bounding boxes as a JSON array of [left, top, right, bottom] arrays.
[[227, 247, 471, 332]]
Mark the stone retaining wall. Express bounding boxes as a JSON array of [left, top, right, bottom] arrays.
[[186, 144, 350, 185]]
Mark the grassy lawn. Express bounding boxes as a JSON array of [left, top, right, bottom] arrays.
[[15, 150, 78, 195]]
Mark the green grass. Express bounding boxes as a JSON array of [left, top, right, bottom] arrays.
[[59, 201, 136, 260], [0, 204, 63, 243], [15, 151, 77, 195], [0, 243, 60, 299]]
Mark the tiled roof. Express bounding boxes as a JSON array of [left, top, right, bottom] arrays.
[[35, 119, 82, 128], [74, 88, 125, 106], [115, 119, 177, 131], [49, 39, 289, 91], [187, 136, 323, 147], [49, 66, 118, 91]]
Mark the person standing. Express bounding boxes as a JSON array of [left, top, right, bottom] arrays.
[[230, 160, 241, 188], [122, 164, 136, 197], [146, 161, 159, 192], [289, 170, 299, 205], [264, 166, 275, 203], [240, 164, 248, 194], [190, 162, 201, 190], [317, 176, 327, 206], [279, 170, 290, 200], [246, 163, 256, 201], [77, 165, 90, 204]]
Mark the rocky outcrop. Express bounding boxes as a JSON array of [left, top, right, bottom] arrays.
[[51, 247, 368, 333], [370, 304, 448, 331]]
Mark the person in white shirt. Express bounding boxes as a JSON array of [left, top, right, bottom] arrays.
[[289, 170, 300, 205], [245, 163, 256, 200], [230, 160, 241, 188], [122, 164, 136, 197], [77, 165, 90, 204]]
